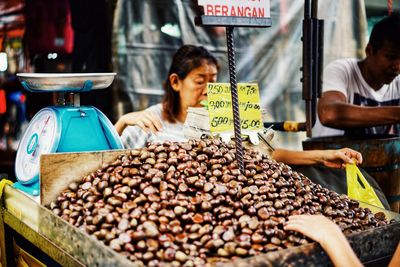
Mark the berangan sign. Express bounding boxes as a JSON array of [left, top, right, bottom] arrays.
[[198, 0, 270, 18]]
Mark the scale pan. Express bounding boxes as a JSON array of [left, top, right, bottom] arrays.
[[17, 73, 116, 92]]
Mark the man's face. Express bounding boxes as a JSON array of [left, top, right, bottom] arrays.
[[368, 40, 400, 84]]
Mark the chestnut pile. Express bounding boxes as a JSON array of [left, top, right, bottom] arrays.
[[48, 139, 390, 266]]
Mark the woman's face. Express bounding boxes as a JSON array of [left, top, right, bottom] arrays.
[[175, 60, 218, 111]]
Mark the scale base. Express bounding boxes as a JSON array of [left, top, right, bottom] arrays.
[[13, 180, 40, 196]]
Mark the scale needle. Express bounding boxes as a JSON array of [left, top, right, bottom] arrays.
[[32, 115, 51, 157]]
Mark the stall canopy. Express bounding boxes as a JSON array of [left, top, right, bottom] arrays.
[[114, 0, 366, 147]]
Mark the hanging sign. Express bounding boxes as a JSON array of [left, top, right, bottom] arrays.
[[207, 83, 263, 133], [195, 0, 271, 27], [198, 0, 270, 18]]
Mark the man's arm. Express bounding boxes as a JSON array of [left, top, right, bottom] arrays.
[[272, 147, 362, 168], [318, 91, 400, 129]]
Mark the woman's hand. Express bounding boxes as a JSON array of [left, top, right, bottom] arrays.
[[284, 215, 363, 267], [284, 215, 342, 245], [115, 110, 163, 135], [321, 147, 362, 169]]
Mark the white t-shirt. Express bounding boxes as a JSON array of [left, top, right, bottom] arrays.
[[313, 58, 400, 137], [121, 104, 187, 148]]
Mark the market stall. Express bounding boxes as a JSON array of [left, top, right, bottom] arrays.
[[1, 0, 399, 266], [0, 148, 400, 266]]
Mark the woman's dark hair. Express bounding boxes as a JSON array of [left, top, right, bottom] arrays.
[[162, 45, 218, 123], [369, 13, 400, 53]]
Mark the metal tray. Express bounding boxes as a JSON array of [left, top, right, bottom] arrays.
[[17, 73, 116, 92]]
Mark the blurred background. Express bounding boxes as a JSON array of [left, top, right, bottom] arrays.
[[0, 0, 397, 179]]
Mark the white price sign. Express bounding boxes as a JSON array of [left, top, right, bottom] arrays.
[[198, 0, 270, 18]]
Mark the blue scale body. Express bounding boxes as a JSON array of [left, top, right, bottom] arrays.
[[14, 78, 123, 196], [55, 106, 122, 152]]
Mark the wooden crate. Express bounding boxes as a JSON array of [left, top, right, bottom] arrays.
[[40, 149, 129, 206]]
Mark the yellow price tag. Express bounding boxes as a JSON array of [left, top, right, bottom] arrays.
[[207, 82, 263, 133], [238, 83, 263, 131]]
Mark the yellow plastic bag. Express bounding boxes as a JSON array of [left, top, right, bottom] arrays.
[[346, 163, 384, 209]]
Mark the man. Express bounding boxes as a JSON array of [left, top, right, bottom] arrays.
[[313, 14, 400, 137]]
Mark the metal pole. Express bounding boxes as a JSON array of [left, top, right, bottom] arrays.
[[303, 0, 313, 137], [304, 0, 311, 18], [311, 0, 319, 129], [311, 0, 318, 18], [226, 26, 244, 173]]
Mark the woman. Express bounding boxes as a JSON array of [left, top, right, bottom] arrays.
[[115, 45, 361, 168], [115, 45, 217, 148]]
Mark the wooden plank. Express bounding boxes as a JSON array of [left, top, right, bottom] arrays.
[[40, 149, 130, 206]]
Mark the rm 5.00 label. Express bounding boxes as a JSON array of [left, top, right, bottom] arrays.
[[210, 117, 261, 130]]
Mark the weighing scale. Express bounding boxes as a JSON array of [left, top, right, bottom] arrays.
[[14, 73, 124, 196]]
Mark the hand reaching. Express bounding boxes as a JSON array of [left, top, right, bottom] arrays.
[[284, 215, 342, 245], [115, 110, 163, 135], [321, 147, 363, 169], [271, 148, 362, 168], [284, 215, 363, 267]]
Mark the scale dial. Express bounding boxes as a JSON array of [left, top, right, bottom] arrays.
[[15, 108, 61, 184]]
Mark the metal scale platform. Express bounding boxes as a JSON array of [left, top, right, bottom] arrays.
[[14, 73, 124, 196]]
